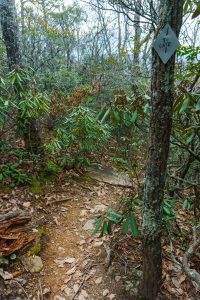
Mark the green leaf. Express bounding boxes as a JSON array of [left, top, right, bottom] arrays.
[[100, 108, 111, 124], [163, 206, 171, 215], [92, 219, 103, 235], [97, 107, 107, 121], [100, 221, 108, 237], [122, 218, 130, 234], [186, 132, 195, 144], [195, 99, 200, 111], [179, 97, 190, 113], [131, 111, 138, 124], [113, 111, 121, 123], [129, 215, 139, 238], [10, 253, 17, 260], [0, 173, 3, 181], [0, 257, 8, 265], [107, 220, 112, 235], [143, 103, 150, 114], [174, 94, 184, 112], [108, 209, 123, 220]]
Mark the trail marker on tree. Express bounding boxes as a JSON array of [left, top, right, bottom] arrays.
[[153, 24, 179, 64]]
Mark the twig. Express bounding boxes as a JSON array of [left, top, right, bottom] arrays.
[[70, 275, 86, 300], [169, 240, 181, 267], [11, 279, 30, 299], [182, 237, 200, 288], [170, 227, 200, 289], [39, 279, 43, 300]]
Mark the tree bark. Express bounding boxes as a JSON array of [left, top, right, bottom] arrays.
[[133, 13, 141, 65], [0, 0, 21, 70], [139, 1, 184, 299]]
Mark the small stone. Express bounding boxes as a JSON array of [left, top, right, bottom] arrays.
[[22, 255, 43, 273], [102, 289, 109, 297]]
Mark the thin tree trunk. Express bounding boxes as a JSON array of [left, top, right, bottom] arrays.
[[139, 1, 184, 299], [133, 13, 141, 65]]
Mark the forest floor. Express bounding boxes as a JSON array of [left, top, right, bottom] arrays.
[[0, 170, 200, 300]]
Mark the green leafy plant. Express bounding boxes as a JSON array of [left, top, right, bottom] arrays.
[[46, 106, 110, 168], [92, 208, 139, 238], [0, 253, 16, 265], [162, 196, 177, 232], [0, 162, 32, 186]]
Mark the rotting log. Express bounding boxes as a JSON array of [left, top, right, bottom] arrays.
[[0, 210, 36, 256]]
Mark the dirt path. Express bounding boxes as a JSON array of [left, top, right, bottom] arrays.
[[1, 174, 199, 300], [36, 177, 130, 300]]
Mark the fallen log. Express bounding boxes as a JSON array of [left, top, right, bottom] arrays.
[[0, 210, 36, 257]]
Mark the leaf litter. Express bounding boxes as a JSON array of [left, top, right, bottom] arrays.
[[0, 174, 199, 299]]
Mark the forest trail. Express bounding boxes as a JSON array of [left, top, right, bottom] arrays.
[[33, 175, 131, 300], [1, 170, 199, 300]]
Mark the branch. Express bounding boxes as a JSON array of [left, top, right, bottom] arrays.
[[170, 227, 200, 289], [182, 238, 200, 288], [170, 140, 200, 163]]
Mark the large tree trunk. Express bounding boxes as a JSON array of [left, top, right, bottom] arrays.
[[139, 1, 184, 299], [0, 0, 43, 155], [0, 0, 21, 70]]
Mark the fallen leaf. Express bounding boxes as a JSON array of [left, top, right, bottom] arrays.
[[108, 295, 116, 300], [54, 257, 76, 268], [73, 284, 79, 293], [64, 287, 72, 296], [53, 295, 66, 300], [66, 266, 76, 275], [102, 289, 109, 297], [81, 290, 89, 298], [94, 241, 103, 247], [43, 287, 51, 295], [64, 277, 72, 284], [95, 277, 102, 284], [23, 202, 31, 208]]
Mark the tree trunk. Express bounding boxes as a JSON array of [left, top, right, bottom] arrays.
[[133, 13, 141, 65], [0, 0, 21, 70], [139, 1, 184, 299]]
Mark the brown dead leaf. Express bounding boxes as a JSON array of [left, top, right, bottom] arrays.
[[66, 266, 76, 275]]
